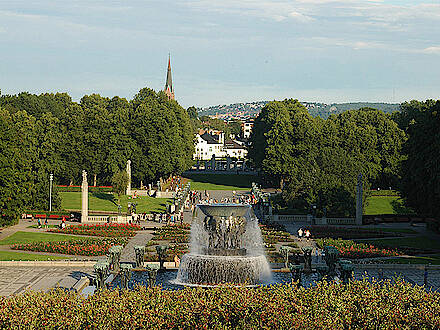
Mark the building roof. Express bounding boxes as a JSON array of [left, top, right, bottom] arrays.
[[200, 132, 221, 144], [164, 55, 173, 93], [224, 139, 247, 149]]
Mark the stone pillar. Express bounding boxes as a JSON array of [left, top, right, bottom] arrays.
[[126, 159, 132, 196], [356, 173, 363, 225], [81, 170, 88, 223]]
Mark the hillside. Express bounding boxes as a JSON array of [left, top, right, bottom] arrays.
[[199, 101, 400, 120]]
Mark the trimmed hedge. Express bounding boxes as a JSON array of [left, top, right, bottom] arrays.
[[0, 279, 438, 329], [56, 185, 113, 192]]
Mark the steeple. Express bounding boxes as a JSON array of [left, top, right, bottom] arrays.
[[164, 54, 175, 100]]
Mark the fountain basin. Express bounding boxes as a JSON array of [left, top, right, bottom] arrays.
[[175, 254, 272, 286]]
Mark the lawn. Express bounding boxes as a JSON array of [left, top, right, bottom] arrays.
[[183, 173, 259, 190], [0, 231, 84, 246], [360, 236, 440, 251], [364, 195, 414, 215], [0, 251, 68, 261], [60, 192, 171, 213], [382, 255, 440, 265]]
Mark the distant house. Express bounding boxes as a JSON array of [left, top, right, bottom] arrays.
[[193, 130, 247, 160], [242, 121, 254, 139], [194, 131, 225, 160], [224, 138, 248, 159]]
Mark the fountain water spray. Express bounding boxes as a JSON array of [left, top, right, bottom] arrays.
[[174, 204, 272, 286]]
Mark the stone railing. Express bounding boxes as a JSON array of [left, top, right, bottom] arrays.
[[326, 217, 356, 225], [271, 214, 312, 223], [271, 215, 356, 225], [85, 216, 128, 223]]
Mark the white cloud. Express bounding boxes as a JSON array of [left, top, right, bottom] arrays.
[[421, 46, 440, 54]]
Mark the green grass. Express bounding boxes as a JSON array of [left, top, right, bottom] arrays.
[[382, 255, 440, 265], [0, 231, 85, 246], [374, 228, 418, 234], [0, 251, 68, 261], [361, 236, 440, 251], [364, 195, 414, 215], [60, 192, 171, 213], [184, 173, 258, 190]]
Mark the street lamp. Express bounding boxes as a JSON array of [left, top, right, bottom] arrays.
[[49, 173, 53, 212]]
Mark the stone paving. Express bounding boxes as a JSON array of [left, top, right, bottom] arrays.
[[120, 231, 153, 263], [0, 266, 93, 297]]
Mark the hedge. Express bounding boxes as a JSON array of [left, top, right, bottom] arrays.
[[0, 279, 438, 329], [56, 185, 113, 192]]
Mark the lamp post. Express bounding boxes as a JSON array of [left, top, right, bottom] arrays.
[[49, 173, 53, 212]]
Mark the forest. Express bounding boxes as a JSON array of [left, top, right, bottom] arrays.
[[0, 88, 194, 225], [249, 99, 439, 219]]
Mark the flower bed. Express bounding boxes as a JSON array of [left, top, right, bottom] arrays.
[[48, 224, 140, 237], [152, 224, 190, 243], [316, 238, 399, 259], [11, 237, 127, 256], [2, 279, 437, 329]]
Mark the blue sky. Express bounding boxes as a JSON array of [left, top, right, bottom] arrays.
[[0, 0, 439, 108]]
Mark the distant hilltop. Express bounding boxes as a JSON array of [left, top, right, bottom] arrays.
[[199, 101, 400, 120]]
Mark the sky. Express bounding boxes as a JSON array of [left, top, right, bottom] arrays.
[[0, 0, 439, 108]]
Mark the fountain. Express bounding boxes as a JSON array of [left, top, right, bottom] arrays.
[[174, 204, 272, 286]]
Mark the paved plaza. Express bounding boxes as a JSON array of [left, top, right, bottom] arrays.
[[0, 266, 93, 297]]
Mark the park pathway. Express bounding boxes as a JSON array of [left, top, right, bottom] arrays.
[[120, 230, 153, 263]]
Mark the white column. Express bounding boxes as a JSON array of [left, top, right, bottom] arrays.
[[126, 159, 132, 196], [81, 170, 88, 223]]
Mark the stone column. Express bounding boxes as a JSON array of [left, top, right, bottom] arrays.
[[356, 173, 363, 225], [126, 159, 132, 196], [81, 170, 88, 223]]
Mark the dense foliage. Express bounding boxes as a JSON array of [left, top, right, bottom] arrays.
[[0, 89, 194, 225], [396, 100, 440, 221], [0, 280, 438, 329], [249, 99, 405, 216]]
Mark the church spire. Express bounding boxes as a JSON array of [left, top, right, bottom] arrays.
[[164, 54, 175, 100]]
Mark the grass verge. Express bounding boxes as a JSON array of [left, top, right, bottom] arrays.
[[183, 173, 258, 190], [0, 231, 84, 246], [0, 251, 68, 261]]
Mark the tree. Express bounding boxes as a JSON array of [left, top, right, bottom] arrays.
[[398, 100, 440, 219], [112, 170, 128, 205]]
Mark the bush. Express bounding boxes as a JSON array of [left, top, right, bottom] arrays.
[[56, 185, 113, 192], [1, 280, 438, 329]]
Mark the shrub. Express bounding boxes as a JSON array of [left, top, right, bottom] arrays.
[[1, 279, 439, 328]]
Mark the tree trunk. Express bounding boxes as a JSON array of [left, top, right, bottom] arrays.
[[93, 174, 97, 187]]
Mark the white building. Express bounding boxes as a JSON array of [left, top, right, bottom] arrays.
[[242, 121, 254, 139], [193, 131, 247, 160]]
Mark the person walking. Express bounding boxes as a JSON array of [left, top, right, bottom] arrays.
[[305, 229, 311, 240], [298, 228, 303, 239], [44, 217, 48, 229]]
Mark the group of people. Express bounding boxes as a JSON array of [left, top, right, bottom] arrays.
[[297, 228, 311, 240]]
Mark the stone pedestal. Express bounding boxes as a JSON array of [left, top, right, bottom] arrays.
[[81, 170, 88, 223]]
